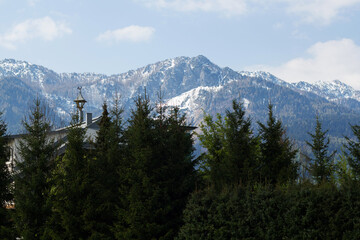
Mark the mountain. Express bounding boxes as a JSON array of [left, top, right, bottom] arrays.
[[292, 80, 360, 113], [0, 56, 359, 152]]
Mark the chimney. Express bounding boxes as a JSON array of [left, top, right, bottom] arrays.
[[86, 113, 92, 126]]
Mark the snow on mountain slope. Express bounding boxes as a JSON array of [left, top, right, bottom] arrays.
[[239, 71, 293, 88], [239, 69, 360, 103], [293, 80, 360, 101], [166, 85, 224, 123], [1, 55, 359, 153]]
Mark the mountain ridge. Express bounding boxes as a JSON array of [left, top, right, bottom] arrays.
[[0, 56, 359, 153]]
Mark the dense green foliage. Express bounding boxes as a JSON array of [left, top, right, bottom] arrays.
[[3, 95, 360, 239], [116, 94, 197, 240], [0, 112, 15, 239], [13, 99, 57, 239], [0, 112, 11, 207], [86, 102, 124, 239], [178, 183, 360, 240], [258, 104, 298, 184], [199, 100, 259, 188], [47, 115, 90, 239], [306, 116, 336, 183], [345, 124, 360, 179]]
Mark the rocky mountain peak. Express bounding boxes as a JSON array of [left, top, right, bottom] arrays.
[[1, 55, 360, 157]]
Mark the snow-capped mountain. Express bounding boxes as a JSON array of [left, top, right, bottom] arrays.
[[239, 71, 292, 88], [239, 70, 360, 102], [293, 80, 360, 102], [0, 56, 359, 152]]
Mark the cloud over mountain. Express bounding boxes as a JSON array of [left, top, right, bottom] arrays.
[[135, 0, 360, 23], [96, 25, 155, 43], [256, 39, 360, 90], [0, 16, 72, 50]]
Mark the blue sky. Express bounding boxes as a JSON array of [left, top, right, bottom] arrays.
[[1, 0, 360, 89]]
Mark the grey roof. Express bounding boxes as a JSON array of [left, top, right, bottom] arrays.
[[7, 116, 101, 140]]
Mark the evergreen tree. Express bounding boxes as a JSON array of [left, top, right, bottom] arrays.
[[0, 112, 15, 239], [199, 99, 260, 188], [345, 124, 360, 179], [223, 100, 260, 185], [13, 98, 56, 239], [0, 112, 11, 208], [155, 106, 197, 238], [258, 104, 298, 184], [85, 101, 124, 239], [94, 102, 112, 154], [306, 116, 336, 184], [198, 113, 226, 188], [116, 94, 157, 239], [334, 150, 353, 185], [116, 93, 196, 239], [48, 115, 90, 239]]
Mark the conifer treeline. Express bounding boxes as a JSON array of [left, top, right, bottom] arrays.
[[0, 94, 197, 239], [1, 96, 360, 239]]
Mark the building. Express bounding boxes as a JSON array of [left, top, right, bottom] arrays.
[[6, 88, 100, 171]]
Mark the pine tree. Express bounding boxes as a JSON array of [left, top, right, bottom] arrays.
[[116, 93, 196, 239], [13, 98, 56, 239], [94, 102, 112, 155], [334, 150, 353, 185], [0, 112, 11, 207], [84, 101, 124, 239], [116, 94, 157, 239], [306, 116, 336, 184], [0, 112, 15, 239], [49, 115, 90, 239], [155, 106, 197, 238], [258, 104, 298, 184], [198, 99, 260, 188], [345, 124, 360, 179], [198, 113, 226, 188], [223, 100, 260, 185]]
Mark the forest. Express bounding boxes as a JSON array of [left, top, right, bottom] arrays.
[[1, 93, 360, 239]]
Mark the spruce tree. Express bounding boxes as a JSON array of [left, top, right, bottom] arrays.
[[306, 116, 336, 184], [198, 113, 226, 188], [0, 112, 11, 207], [155, 106, 197, 238], [199, 99, 260, 188], [116, 93, 196, 239], [84, 101, 124, 239], [49, 115, 90, 239], [345, 124, 360, 179], [116, 94, 157, 239], [334, 150, 353, 185], [258, 104, 298, 184], [223, 100, 260, 185], [13, 98, 56, 239], [0, 112, 15, 239]]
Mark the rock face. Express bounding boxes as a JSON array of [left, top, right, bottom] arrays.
[[0, 56, 359, 152]]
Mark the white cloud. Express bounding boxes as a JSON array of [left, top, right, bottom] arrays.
[[96, 25, 155, 43], [136, 0, 247, 17], [136, 0, 360, 23], [0, 16, 72, 50], [260, 39, 360, 89], [282, 0, 360, 24]]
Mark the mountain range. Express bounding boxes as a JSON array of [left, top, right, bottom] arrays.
[[1, 55, 360, 152]]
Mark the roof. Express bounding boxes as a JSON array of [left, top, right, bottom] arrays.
[[6, 115, 102, 140], [74, 91, 86, 103]]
